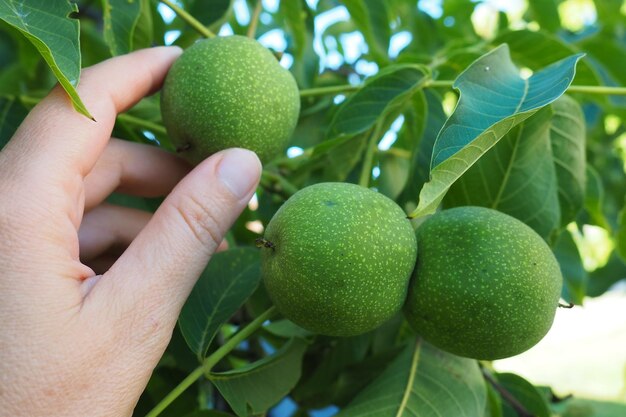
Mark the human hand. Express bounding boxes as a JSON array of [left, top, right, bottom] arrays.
[[0, 47, 261, 416]]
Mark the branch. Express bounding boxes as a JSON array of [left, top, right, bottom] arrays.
[[247, 0, 263, 39], [144, 307, 277, 417], [482, 369, 534, 417], [160, 0, 215, 39]]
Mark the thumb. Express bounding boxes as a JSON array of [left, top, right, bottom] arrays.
[[89, 148, 261, 330]]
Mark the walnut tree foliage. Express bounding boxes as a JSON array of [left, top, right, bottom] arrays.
[[1, 0, 626, 416]]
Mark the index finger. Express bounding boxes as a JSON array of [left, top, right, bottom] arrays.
[[5, 46, 182, 178]]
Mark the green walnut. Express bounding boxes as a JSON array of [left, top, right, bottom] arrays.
[[404, 206, 562, 360], [160, 35, 300, 164], [261, 182, 418, 337]]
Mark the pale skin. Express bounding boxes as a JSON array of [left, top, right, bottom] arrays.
[[0, 47, 262, 416]]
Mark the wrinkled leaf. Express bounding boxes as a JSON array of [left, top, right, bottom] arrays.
[[0, 0, 92, 118], [410, 45, 582, 218], [445, 107, 560, 239], [550, 94, 586, 227], [210, 338, 308, 417], [179, 248, 262, 361], [336, 339, 486, 417]]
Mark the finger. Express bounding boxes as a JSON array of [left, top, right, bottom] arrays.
[[78, 204, 152, 261], [3, 47, 182, 182], [86, 148, 261, 332], [83, 139, 190, 210]]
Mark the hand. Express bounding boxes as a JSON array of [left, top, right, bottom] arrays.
[[0, 47, 262, 416]]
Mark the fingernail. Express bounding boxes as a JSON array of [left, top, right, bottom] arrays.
[[217, 148, 262, 199]]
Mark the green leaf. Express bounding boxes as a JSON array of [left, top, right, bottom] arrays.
[[409, 45, 582, 219], [552, 397, 626, 417], [445, 107, 560, 239], [550, 95, 586, 227], [103, 0, 153, 56], [578, 32, 626, 88], [179, 248, 262, 361], [187, 0, 232, 29], [0, 0, 93, 119], [616, 200, 626, 262], [336, 339, 486, 417], [554, 231, 588, 305], [526, 0, 560, 32], [281, 0, 318, 88], [0, 96, 28, 150], [496, 373, 550, 417], [340, 0, 390, 64], [587, 253, 626, 297], [182, 411, 235, 417], [376, 151, 410, 200], [327, 64, 430, 139], [210, 338, 308, 417], [584, 166, 610, 229], [493, 30, 601, 88]]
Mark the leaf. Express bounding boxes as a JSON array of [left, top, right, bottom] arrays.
[[0, 95, 28, 150], [526, 0, 560, 32], [103, 0, 153, 56], [340, 0, 390, 64], [493, 30, 600, 87], [445, 107, 561, 240], [187, 0, 232, 29], [179, 248, 262, 361], [0, 0, 93, 119], [584, 166, 610, 229], [182, 412, 235, 417], [550, 95, 586, 227], [376, 152, 410, 200], [496, 373, 550, 417], [281, 0, 318, 88], [551, 397, 626, 417], [398, 89, 446, 212], [409, 45, 582, 219], [336, 339, 486, 417], [210, 338, 308, 417], [587, 253, 626, 297], [553, 231, 588, 305], [327, 64, 430, 139]]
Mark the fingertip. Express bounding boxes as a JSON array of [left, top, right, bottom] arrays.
[[215, 148, 262, 200]]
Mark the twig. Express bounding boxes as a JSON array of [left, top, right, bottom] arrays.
[[482, 368, 534, 417], [247, 0, 263, 39], [160, 0, 215, 38]]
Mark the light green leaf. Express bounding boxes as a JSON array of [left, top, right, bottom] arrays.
[[103, 0, 153, 56], [552, 398, 626, 417], [409, 45, 582, 219], [0, 0, 93, 119], [281, 0, 318, 88], [445, 107, 560, 239], [210, 338, 308, 417], [336, 339, 486, 417], [0, 96, 28, 150], [327, 64, 430, 139], [497, 373, 550, 417], [178, 248, 262, 362], [553, 231, 587, 305], [550, 94, 586, 227]]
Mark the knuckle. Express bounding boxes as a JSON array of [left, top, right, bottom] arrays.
[[174, 193, 223, 252]]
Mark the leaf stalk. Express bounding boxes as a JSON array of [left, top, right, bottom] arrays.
[[159, 0, 216, 39]]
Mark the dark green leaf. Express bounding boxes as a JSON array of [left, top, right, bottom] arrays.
[[494, 30, 600, 88], [103, 0, 153, 56], [550, 95, 586, 227], [554, 231, 588, 305], [587, 253, 626, 297], [210, 338, 308, 417], [179, 248, 262, 361], [584, 166, 610, 229], [281, 0, 318, 88], [497, 373, 550, 417], [187, 0, 232, 29], [327, 64, 430, 139], [336, 339, 486, 417], [445, 107, 561, 239], [0, 95, 28, 150], [410, 45, 582, 218], [526, 0, 560, 32], [0, 0, 92, 118]]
